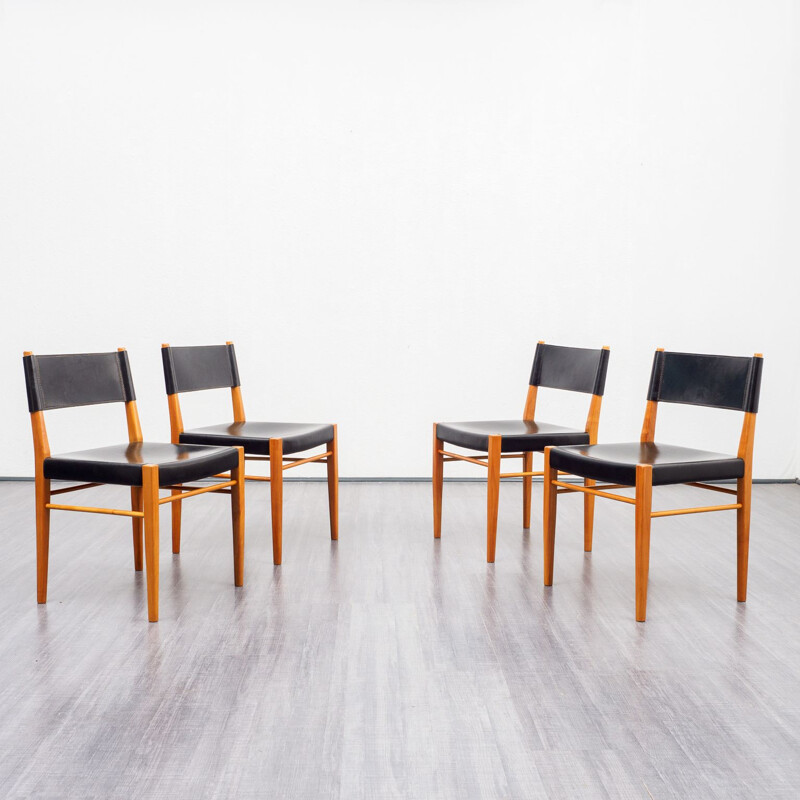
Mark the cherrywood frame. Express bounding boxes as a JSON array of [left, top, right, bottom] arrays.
[[542, 348, 762, 622], [163, 342, 338, 566], [25, 348, 244, 623], [433, 342, 608, 563]]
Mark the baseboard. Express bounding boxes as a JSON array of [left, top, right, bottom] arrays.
[[0, 476, 797, 484]]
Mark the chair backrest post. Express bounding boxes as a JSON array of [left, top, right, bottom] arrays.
[[737, 353, 763, 469], [584, 346, 610, 443], [162, 343, 184, 443], [118, 348, 143, 443], [226, 341, 246, 423], [23, 351, 51, 466], [640, 347, 664, 443], [522, 340, 544, 421]]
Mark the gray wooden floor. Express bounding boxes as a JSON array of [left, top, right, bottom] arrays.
[[0, 480, 799, 799]]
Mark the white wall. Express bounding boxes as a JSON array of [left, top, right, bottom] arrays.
[[1, 0, 797, 479]]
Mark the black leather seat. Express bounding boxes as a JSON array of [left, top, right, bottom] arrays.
[[44, 442, 239, 487], [549, 442, 744, 487], [436, 420, 590, 453], [180, 422, 334, 456]]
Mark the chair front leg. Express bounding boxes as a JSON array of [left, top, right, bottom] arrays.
[[231, 447, 245, 587], [522, 452, 533, 529], [131, 487, 143, 571], [433, 425, 444, 538], [327, 425, 339, 541], [542, 447, 557, 586], [142, 465, 160, 622], [583, 478, 596, 552], [171, 487, 182, 554], [486, 435, 501, 563], [35, 474, 51, 604], [269, 438, 284, 565], [736, 474, 752, 602], [635, 464, 653, 622]]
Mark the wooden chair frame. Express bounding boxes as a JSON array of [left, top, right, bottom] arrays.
[[26, 348, 244, 623], [163, 342, 338, 566], [433, 342, 608, 562], [543, 348, 762, 622]]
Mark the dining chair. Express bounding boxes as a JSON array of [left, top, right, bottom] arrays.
[[23, 348, 245, 622], [543, 348, 763, 621], [433, 341, 610, 562], [161, 342, 338, 565]]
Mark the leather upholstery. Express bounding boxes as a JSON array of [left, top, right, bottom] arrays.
[[24, 351, 135, 413], [44, 442, 239, 487], [529, 344, 609, 395], [162, 344, 240, 395], [179, 421, 335, 455], [549, 442, 744, 486], [647, 351, 763, 413], [436, 420, 590, 453]]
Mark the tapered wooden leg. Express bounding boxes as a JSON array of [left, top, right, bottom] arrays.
[[736, 474, 751, 602], [327, 425, 339, 541], [35, 474, 51, 604], [583, 478, 596, 552], [171, 487, 182, 554], [131, 487, 143, 571], [142, 465, 160, 622], [522, 452, 533, 529], [543, 447, 557, 586], [433, 425, 444, 538], [269, 438, 284, 565], [486, 435, 501, 563], [635, 464, 653, 622], [231, 447, 245, 587]]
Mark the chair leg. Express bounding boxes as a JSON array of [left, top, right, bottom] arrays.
[[736, 474, 751, 602], [35, 474, 51, 604], [635, 464, 653, 622], [269, 438, 284, 566], [131, 487, 143, 571], [231, 447, 245, 587], [142, 465, 160, 622], [171, 486, 182, 554], [433, 425, 444, 538], [327, 425, 339, 541], [522, 452, 533, 529], [583, 478, 596, 552], [486, 435, 501, 563], [543, 447, 557, 586]]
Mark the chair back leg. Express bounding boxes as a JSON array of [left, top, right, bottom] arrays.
[[583, 478, 596, 552], [130, 487, 143, 571], [635, 464, 653, 622], [522, 452, 533, 529], [269, 438, 284, 565], [542, 447, 557, 586], [432, 426, 444, 538], [486, 436, 501, 563], [171, 488, 182, 553], [35, 475, 51, 604], [737, 475, 752, 602], [142, 465, 160, 622], [231, 448, 245, 586], [327, 425, 339, 541]]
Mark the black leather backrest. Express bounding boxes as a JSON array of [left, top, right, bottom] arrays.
[[23, 351, 136, 413], [529, 343, 609, 396], [647, 350, 763, 413], [162, 344, 241, 394]]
